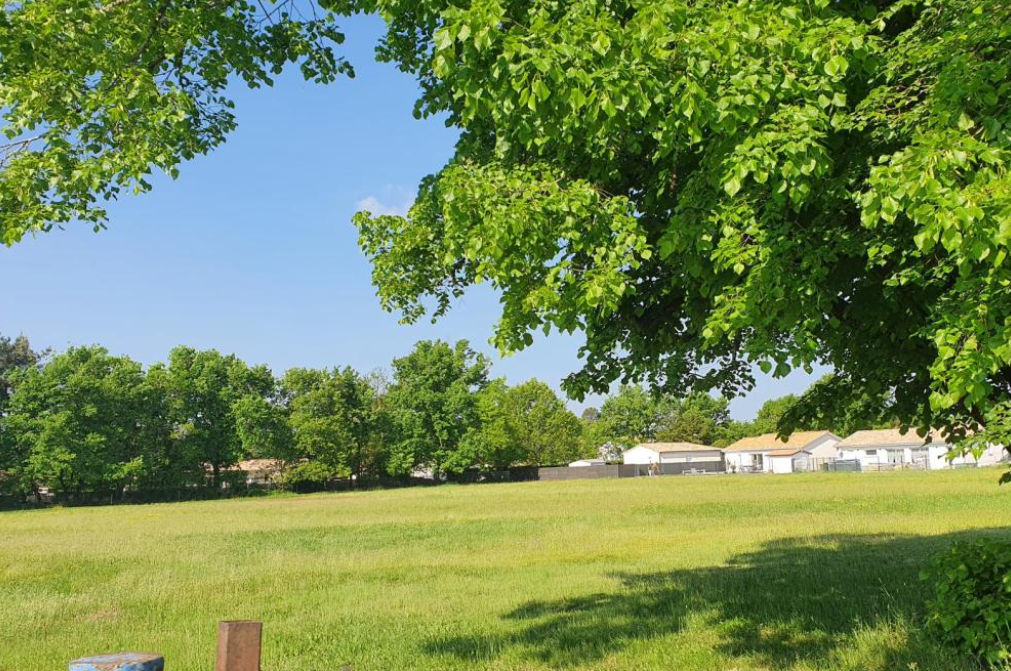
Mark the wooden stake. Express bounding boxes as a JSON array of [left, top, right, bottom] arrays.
[[216, 621, 262, 671]]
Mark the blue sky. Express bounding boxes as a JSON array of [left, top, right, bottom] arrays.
[[0, 14, 826, 418]]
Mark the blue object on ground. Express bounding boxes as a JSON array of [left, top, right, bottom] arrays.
[[70, 653, 165, 671]]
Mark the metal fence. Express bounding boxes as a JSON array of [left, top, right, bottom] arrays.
[[535, 464, 650, 480], [660, 462, 724, 475]]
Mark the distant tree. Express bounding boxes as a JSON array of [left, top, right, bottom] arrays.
[[715, 377, 897, 446], [0, 333, 47, 410], [463, 379, 583, 470], [580, 407, 600, 422], [457, 379, 525, 472], [0, 346, 170, 496], [656, 393, 731, 446], [585, 386, 676, 450], [281, 366, 377, 485], [233, 393, 294, 461], [505, 379, 583, 466], [784, 374, 897, 437], [752, 395, 805, 435], [151, 346, 275, 486], [386, 340, 490, 476]]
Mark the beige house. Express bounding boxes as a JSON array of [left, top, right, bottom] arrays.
[[836, 428, 1006, 470], [232, 459, 286, 485], [724, 430, 842, 474]]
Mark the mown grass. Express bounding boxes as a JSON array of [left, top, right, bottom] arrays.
[[3, 469, 1009, 671]]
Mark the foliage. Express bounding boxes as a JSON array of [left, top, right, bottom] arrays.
[[584, 386, 676, 450], [233, 393, 294, 460], [655, 393, 731, 446], [355, 0, 1011, 461], [151, 346, 276, 485], [0, 332, 46, 409], [463, 378, 583, 469], [0, 0, 352, 244], [385, 339, 490, 476], [0, 346, 169, 495], [282, 366, 378, 483], [923, 538, 1011, 667], [585, 386, 734, 449]]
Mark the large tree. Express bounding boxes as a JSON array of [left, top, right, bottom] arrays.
[[584, 385, 677, 450], [281, 366, 379, 485], [0, 332, 46, 410], [150, 346, 275, 486], [462, 378, 583, 470], [0, 0, 351, 244], [385, 340, 489, 476], [656, 393, 732, 446], [0, 346, 170, 496], [355, 0, 1011, 454]]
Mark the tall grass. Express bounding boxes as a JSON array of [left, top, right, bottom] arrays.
[[2, 469, 1008, 670]]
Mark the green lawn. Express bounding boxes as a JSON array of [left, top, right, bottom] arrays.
[[3, 469, 1009, 671]]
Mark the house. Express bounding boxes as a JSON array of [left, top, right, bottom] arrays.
[[233, 459, 285, 486], [622, 442, 724, 473], [767, 449, 811, 474], [724, 430, 842, 474], [836, 428, 1006, 470], [569, 458, 607, 467]]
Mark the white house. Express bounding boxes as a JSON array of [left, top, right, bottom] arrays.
[[622, 442, 724, 472], [836, 428, 1006, 470], [569, 458, 607, 467], [724, 430, 842, 474]]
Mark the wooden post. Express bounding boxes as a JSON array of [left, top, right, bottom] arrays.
[[70, 653, 164, 671], [216, 621, 262, 671]]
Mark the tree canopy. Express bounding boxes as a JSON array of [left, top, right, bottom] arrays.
[[0, 0, 351, 244], [354, 0, 1011, 451], [385, 339, 490, 476], [4, 0, 1010, 454], [463, 378, 583, 469]]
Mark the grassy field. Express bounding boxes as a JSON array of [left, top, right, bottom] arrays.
[[3, 469, 1009, 671]]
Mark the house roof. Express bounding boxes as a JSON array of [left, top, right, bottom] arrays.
[[837, 428, 944, 449], [767, 449, 805, 457], [629, 442, 721, 454], [724, 430, 838, 453], [233, 459, 285, 472]]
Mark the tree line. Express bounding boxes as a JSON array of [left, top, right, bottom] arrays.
[[0, 336, 585, 498], [0, 332, 892, 500]]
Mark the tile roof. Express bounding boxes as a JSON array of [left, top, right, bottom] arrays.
[[631, 442, 721, 453], [233, 459, 285, 472], [837, 428, 944, 448], [724, 430, 838, 452]]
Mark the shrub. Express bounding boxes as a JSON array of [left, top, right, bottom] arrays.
[[923, 538, 1011, 667]]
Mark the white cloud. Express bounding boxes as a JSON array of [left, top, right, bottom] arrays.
[[355, 187, 414, 217]]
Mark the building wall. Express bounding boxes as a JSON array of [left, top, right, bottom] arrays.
[[725, 451, 771, 473], [622, 446, 660, 465], [659, 450, 723, 464], [806, 435, 841, 459], [769, 455, 794, 474], [837, 444, 949, 469]]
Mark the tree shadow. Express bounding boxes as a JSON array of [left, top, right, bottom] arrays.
[[426, 529, 1008, 669]]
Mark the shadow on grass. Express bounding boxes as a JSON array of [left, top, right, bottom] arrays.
[[426, 530, 1009, 669]]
